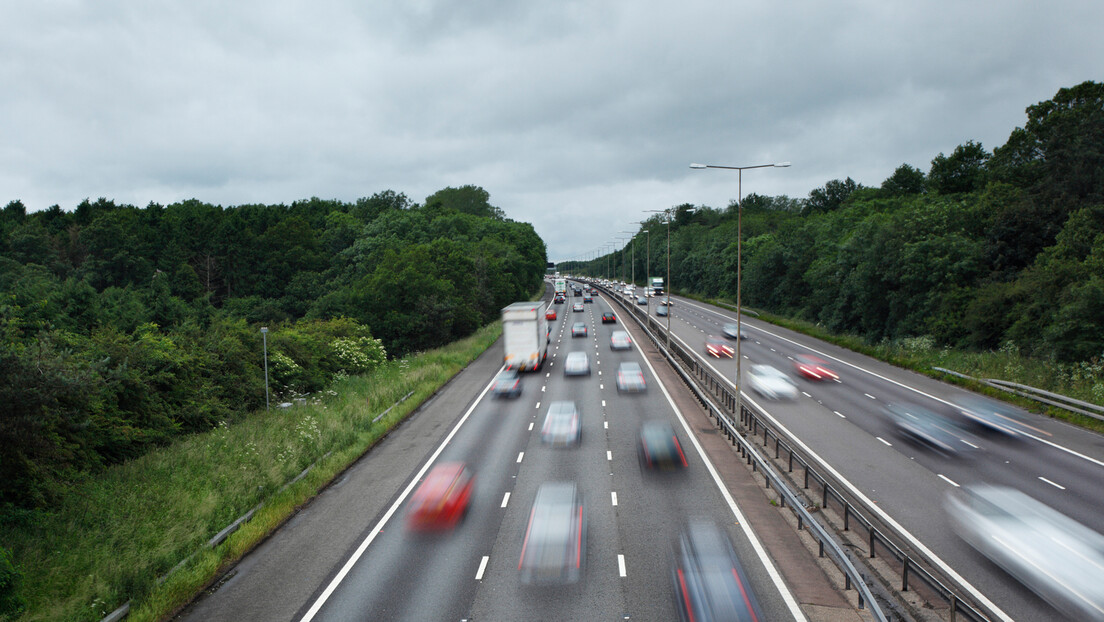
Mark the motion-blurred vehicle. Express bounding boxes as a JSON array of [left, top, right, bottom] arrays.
[[502, 302, 549, 372], [946, 484, 1104, 621], [722, 322, 747, 340], [883, 402, 977, 456], [583, 294, 593, 303], [601, 312, 617, 324], [545, 309, 557, 320], [639, 421, 687, 470], [553, 294, 565, 304], [746, 364, 797, 400], [617, 362, 647, 393], [563, 351, 590, 376], [406, 462, 474, 531], [636, 296, 647, 305], [571, 322, 587, 337], [705, 336, 734, 358], [491, 368, 522, 398], [541, 401, 581, 446], [955, 394, 1031, 437], [656, 304, 668, 317], [572, 303, 584, 313], [672, 520, 763, 622], [610, 330, 632, 350], [793, 354, 839, 381], [519, 482, 587, 585]]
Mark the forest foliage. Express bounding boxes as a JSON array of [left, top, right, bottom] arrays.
[[0, 185, 546, 511], [569, 81, 1104, 364]]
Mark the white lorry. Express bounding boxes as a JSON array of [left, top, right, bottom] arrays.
[[650, 277, 664, 296], [502, 302, 550, 372]]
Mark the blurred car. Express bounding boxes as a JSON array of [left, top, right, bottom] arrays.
[[656, 304, 668, 317], [541, 401, 581, 446], [705, 336, 734, 358], [519, 482, 586, 585], [746, 364, 797, 400], [616, 362, 647, 393], [639, 421, 687, 470], [545, 309, 557, 320], [583, 294, 593, 303], [793, 354, 839, 381], [946, 484, 1104, 621], [571, 322, 587, 337], [955, 394, 1031, 437], [636, 296, 647, 305], [406, 462, 474, 531], [572, 303, 584, 313], [672, 520, 763, 622], [492, 368, 522, 398], [610, 330, 632, 350], [553, 295, 565, 304], [884, 402, 977, 456], [564, 351, 590, 376], [601, 312, 617, 324], [721, 322, 746, 340]]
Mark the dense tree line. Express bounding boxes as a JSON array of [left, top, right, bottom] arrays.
[[0, 185, 546, 509], [569, 81, 1104, 363]]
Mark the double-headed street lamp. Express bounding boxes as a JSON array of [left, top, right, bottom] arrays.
[[690, 161, 790, 419], [646, 208, 674, 347]]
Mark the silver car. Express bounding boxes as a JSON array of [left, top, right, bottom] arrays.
[[564, 351, 590, 376], [519, 482, 586, 585], [946, 485, 1104, 621], [541, 401, 581, 447], [746, 364, 797, 400], [610, 330, 632, 350], [616, 362, 647, 393]]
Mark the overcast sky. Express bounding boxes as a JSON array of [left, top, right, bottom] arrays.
[[2, 2, 1101, 263]]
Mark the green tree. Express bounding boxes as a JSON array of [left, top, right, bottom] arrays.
[[928, 140, 989, 194]]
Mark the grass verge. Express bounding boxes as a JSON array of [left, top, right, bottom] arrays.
[[1, 322, 502, 622], [679, 291, 1104, 434]]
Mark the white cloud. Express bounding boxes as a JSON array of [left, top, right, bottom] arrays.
[[2, 0, 1101, 261]]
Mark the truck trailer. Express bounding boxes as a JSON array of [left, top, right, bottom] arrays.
[[502, 302, 550, 372], [650, 277, 664, 296]]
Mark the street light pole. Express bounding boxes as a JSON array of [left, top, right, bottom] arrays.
[[690, 161, 790, 419], [647, 209, 674, 346], [260, 326, 270, 412]]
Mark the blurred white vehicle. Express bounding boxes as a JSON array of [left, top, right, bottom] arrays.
[[946, 485, 1104, 621], [746, 364, 797, 400]]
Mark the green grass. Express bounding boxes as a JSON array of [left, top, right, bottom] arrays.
[[1, 322, 502, 622], [687, 292, 1104, 433]]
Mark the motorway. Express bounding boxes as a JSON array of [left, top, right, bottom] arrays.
[[177, 287, 859, 622], [623, 285, 1104, 622]]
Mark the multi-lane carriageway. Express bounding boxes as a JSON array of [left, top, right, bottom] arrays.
[[177, 282, 1104, 622], [178, 288, 865, 622], [616, 284, 1104, 622]]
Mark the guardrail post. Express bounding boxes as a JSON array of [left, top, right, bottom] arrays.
[[902, 556, 910, 591], [775, 438, 780, 459], [818, 539, 824, 557], [843, 504, 850, 531], [869, 529, 876, 558], [821, 482, 829, 509], [788, 450, 794, 473], [803, 467, 810, 489]]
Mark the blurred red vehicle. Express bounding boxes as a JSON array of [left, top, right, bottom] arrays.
[[406, 462, 474, 531], [545, 309, 557, 320], [793, 354, 839, 381]]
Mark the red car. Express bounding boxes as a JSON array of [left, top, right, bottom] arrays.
[[705, 336, 734, 358], [406, 462, 474, 531], [546, 309, 557, 320], [793, 354, 839, 381]]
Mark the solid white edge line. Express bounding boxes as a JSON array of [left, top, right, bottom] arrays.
[[501, 492, 510, 508], [475, 555, 490, 581], [634, 343, 808, 622], [299, 365, 502, 622], [618, 554, 627, 577], [739, 391, 1015, 622]]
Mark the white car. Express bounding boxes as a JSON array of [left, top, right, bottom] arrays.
[[564, 351, 590, 376], [746, 364, 797, 400], [541, 401, 581, 447], [610, 330, 632, 350]]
